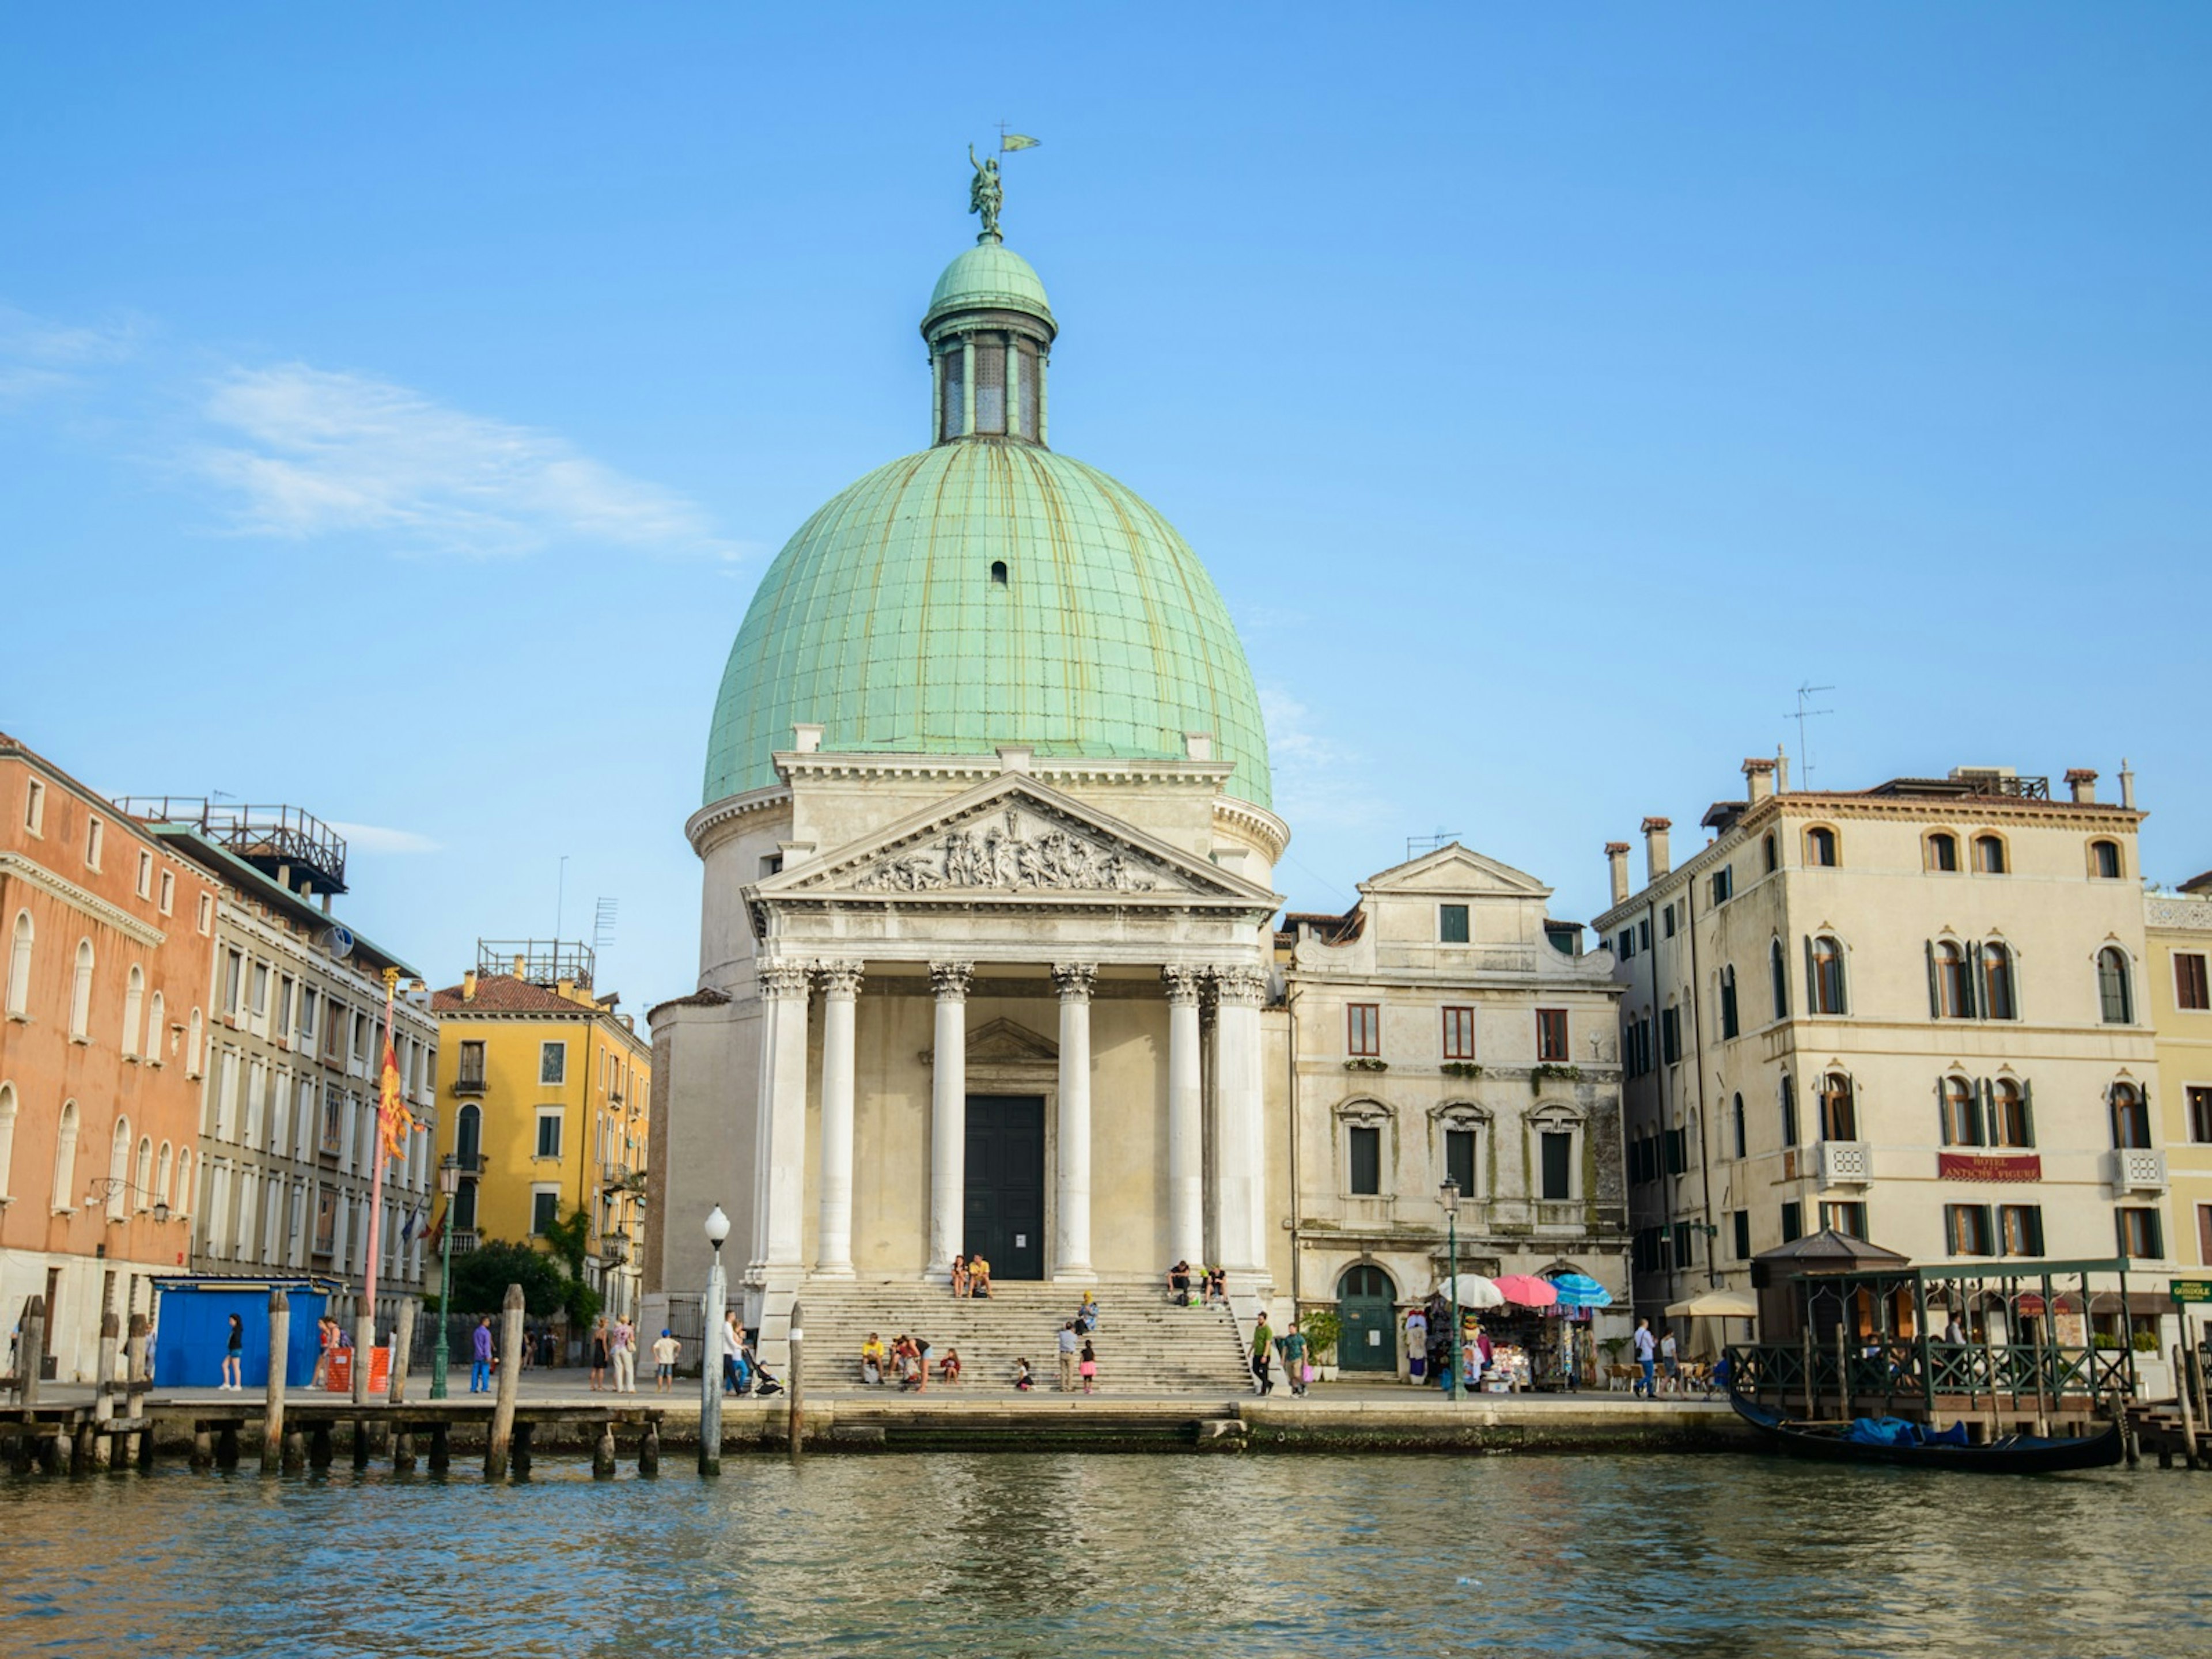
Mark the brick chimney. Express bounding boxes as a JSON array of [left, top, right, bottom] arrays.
[[1605, 842, 1631, 906], [512, 953, 527, 979], [2066, 768, 2098, 804], [461, 969, 478, 1003], [1743, 757, 1777, 805], [2119, 759, 2135, 810], [1642, 817, 1672, 882]]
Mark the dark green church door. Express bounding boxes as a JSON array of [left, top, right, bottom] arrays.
[[965, 1094, 1046, 1280], [1338, 1264, 1399, 1372]]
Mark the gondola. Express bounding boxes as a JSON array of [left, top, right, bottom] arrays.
[[1729, 1391, 2124, 1473]]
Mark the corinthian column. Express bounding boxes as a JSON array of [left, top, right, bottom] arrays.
[[753, 958, 814, 1278], [1052, 963, 1097, 1282], [1210, 964, 1269, 1278], [1163, 965, 1206, 1268], [814, 960, 864, 1279], [926, 961, 974, 1280]]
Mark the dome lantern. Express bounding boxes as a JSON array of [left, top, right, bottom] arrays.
[[922, 157, 1056, 447]]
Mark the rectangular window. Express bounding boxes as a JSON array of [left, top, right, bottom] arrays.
[[1660, 1006, 1680, 1066], [459, 1039, 487, 1087], [1540, 1131, 1572, 1201], [1441, 1006, 1475, 1061], [320, 1085, 345, 1156], [531, 1188, 560, 1236], [1444, 1128, 1475, 1196], [1732, 1094, 1747, 1160], [2177, 952, 2211, 1012], [158, 869, 173, 914], [135, 850, 153, 898], [2191, 1087, 2212, 1145], [540, 1040, 568, 1085], [297, 989, 317, 1042], [973, 340, 1006, 434], [1664, 1127, 1687, 1176], [1999, 1205, 2044, 1256], [2200, 1204, 2212, 1266], [249, 961, 270, 1017], [1438, 904, 1469, 944], [535, 1110, 563, 1160], [351, 1013, 369, 1063], [1617, 929, 1635, 960], [1821, 1201, 1868, 1238], [1347, 1124, 1381, 1195], [1346, 1004, 1380, 1058], [313, 1185, 338, 1255], [2116, 1207, 2163, 1260], [1732, 1210, 1752, 1261], [1781, 1200, 1804, 1244], [1673, 1221, 1694, 1266], [24, 777, 44, 834], [1663, 904, 1677, 939], [1719, 971, 1739, 1040], [1946, 1204, 1995, 1256], [1710, 866, 1733, 906], [222, 950, 244, 1017], [196, 892, 213, 934], [1536, 1008, 1569, 1063], [85, 816, 104, 869], [1638, 919, 1652, 952]]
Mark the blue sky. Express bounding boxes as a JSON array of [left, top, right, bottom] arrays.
[[5, 6, 2206, 1009]]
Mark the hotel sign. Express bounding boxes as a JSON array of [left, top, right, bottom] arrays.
[[2172, 1280, 2212, 1305], [1937, 1152, 2042, 1183]]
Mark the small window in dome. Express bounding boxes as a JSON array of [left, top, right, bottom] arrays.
[[990, 560, 1008, 586]]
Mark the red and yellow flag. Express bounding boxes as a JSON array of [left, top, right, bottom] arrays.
[[378, 1036, 410, 1161]]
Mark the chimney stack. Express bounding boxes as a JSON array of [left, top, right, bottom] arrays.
[[1775, 744, 1790, 794], [512, 953, 527, 978], [2119, 759, 2135, 810], [1743, 756, 1777, 805], [461, 969, 479, 1003], [1642, 817, 1672, 883], [1605, 842, 1631, 906], [2065, 768, 2098, 805]]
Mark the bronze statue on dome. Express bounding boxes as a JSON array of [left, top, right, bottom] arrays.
[[968, 144, 1003, 239]]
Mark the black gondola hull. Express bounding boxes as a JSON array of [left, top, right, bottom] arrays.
[[1729, 1392, 2124, 1474]]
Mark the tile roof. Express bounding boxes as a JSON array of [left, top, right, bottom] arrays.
[[430, 974, 604, 1016]]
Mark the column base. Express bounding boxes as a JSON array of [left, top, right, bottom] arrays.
[[1051, 1267, 1099, 1285], [809, 1264, 857, 1282]]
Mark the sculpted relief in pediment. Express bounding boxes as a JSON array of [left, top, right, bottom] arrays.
[[849, 805, 1171, 895]]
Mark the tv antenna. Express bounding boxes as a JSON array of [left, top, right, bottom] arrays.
[[1785, 684, 1835, 787], [593, 897, 619, 955], [1406, 827, 1461, 861]]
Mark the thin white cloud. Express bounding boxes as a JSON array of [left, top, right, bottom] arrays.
[[194, 364, 737, 559], [0, 304, 145, 405], [329, 820, 442, 855], [1260, 684, 1392, 832]]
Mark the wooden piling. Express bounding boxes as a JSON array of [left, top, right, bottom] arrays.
[[126, 1313, 150, 1469], [309, 1422, 332, 1469], [93, 1310, 120, 1471], [2175, 1344, 2201, 1472], [216, 1425, 240, 1469], [263, 1290, 290, 1474], [484, 1283, 524, 1477], [639, 1422, 660, 1476], [427, 1421, 450, 1472], [788, 1300, 805, 1459], [1834, 1324, 1851, 1424], [351, 1312, 375, 1408], [38, 1432, 65, 1476], [191, 1426, 213, 1471], [388, 1305, 412, 1407], [72, 1419, 94, 1475], [594, 1421, 616, 1478], [352, 1419, 370, 1469], [512, 1419, 534, 1477], [18, 1295, 45, 1408], [283, 1427, 305, 1472], [1800, 1321, 1815, 1422]]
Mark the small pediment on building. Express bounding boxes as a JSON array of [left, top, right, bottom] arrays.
[[969, 1017, 1058, 1065], [757, 774, 1279, 908], [1359, 842, 1551, 899]]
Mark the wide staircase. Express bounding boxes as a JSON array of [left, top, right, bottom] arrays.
[[791, 1279, 1253, 1395]]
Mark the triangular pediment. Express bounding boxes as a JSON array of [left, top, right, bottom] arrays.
[[756, 774, 1281, 908], [1361, 842, 1551, 899], [967, 1017, 1058, 1065]]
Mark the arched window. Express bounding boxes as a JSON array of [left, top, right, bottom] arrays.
[[456, 1103, 483, 1164], [5, 911, 29, 1018], [1992, 1080, 2032, 1147], [1762, 832, 1778, 874], [51, 1099, 79, 1211], [1941, 1077, 1982, 1146], [134, 1136, 153, 1209], [1981, 942, 2017, 1021], [122, 965, 144, 1057], [2097, 947, 2133, 1024], [1819, 1072, 1857, 1141], [1932, 941, 1972, 1019], [2089, 839, 2123, 880], [1974, 834, 2007, 874], [1808, 935, 1847, 1015], [106, 1116, 131, 1221], [69, 939, 94, 1040], [1769, 939, 1789, 1020], [1779, 1074, 1800, 1148], [2110, 1083, 2151, 1150], [187, 1008, 203, 1077], [1805, 827, 1839, 868], [156, 1140, 173, 1208], [1719, 965, 1740, 1039], [0, 1081, 15, 1198], [1926, 833, 1960, 873], [146, 990, 164, 1064], [1731, 1091, 1747, 1160], [174, 1147, 192, 1218]]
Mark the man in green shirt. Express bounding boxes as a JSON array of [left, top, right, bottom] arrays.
[[1251, 1312, 1274, 1395], [1277, 1320, 1309, 1397]]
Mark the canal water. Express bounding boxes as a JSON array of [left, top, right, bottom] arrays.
[[4, 1453, 2206, 1657]]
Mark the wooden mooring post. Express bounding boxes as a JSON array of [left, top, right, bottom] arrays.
[[262, 1290, 289, 1475], [788, 1299, 805, 1460], [127, 1312, 151, 1471], [484, 1283, 524, 1478], [593, 1421, 617, 1478], [2175, 1345, 2201, 1472], [389, 1308, 416, 1471], [18, 1295, 45, 1410], [91, 1310, 120, 1471]]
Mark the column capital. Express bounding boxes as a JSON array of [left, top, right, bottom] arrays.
[[1210, 965, 1268, 1008], [758, 959, 813, 1001], [815, 960, 865, 1001], [1051, 963, 1097, 1002], [929, 961, 975, 1002], [1161, 965, 1205, 1006]]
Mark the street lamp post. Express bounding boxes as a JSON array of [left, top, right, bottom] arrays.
[[430, 1156, 461, 1400], [1441, 1175, 1464, 1403], [700, 1203, 730, 1476]]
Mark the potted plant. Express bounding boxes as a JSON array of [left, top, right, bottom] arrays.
[[1600, 1334, 1630, 1387], [1302, 1308, 1342, 1382]]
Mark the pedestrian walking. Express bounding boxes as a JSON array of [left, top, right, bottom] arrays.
[[723, 1310, 745, 1395], [1251, 1310, 1274, 1396], [1659, 1328, 1679, 1395], [1079, 1339, 1098, 1394], [470, 1316, 494, 1393], [1405, 1308, 1428, 1384], [1278, 1319, 1308, 1397], [589, 1317, 611, 1392], [1633, 1318, 1657, 1397], [310, 1316, 336, 1390], [1056, 1320, 1081, 1392], [221, 1313, 244, 1391], [652, 1328, 680, 1393]]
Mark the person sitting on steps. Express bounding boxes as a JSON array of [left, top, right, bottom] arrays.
[[969, 1255, 993, 1298], [950, 1254, 969, 1298], [1168, 1260, 1192, 1304]]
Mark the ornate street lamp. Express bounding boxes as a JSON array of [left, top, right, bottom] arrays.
[[700, 1204, 730, 1475], [1440, 1175, 1465, 1403], [85, 1178, 171, 1225], [429, 1156, 462, 1399]]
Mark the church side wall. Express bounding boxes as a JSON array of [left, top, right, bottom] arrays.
[[650, 999, 760, 1312]]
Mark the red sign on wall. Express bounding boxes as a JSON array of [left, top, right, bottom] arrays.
[[1938, 1152, 2041, 1183]]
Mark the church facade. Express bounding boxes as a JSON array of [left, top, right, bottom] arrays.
[[643, 188, 1628, 1366]]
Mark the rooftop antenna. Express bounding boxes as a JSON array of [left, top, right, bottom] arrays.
[[555, 854, 569, 942], [1407, 827, 1461, 861], [1784, 683, 1835, 788], [593, 897, 618, 956]]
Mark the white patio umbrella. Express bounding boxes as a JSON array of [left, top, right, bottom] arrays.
[[1665, 1288, 1759, 1359], [1437, 1274, 1505, 1309]]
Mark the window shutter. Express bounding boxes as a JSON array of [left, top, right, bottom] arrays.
[[1977, 1077, 1994, 1147], [2020, 1079, 2036, 1148], [1962, 941, 1979, 1019], [1925, 941, 1940, 1018], [1944, 1206, 1958, 1255], [1935, 1076, 1950, 1147], [1805, 937, 1818, 1015]]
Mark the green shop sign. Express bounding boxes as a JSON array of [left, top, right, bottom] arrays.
[[2170, 1279, 2212, 1304]]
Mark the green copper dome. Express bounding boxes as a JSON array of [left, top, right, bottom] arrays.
[[923, 240, 1054, 335], [703, 441, 1272, 808]]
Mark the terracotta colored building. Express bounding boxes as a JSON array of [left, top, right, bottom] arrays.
[[1, 734, 217, 1382]]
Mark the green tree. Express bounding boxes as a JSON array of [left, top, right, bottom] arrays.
[[446, 1240, 569, 1317], [540, 1207, 604, 1330]]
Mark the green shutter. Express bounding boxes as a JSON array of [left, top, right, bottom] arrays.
[[2020, 1078, 2036, 1148], [1936, 1075, 1951, 1147], [1944, 1205, 1959, 1255], [1961, 940, 1979, 1019], [1926, 941, 1940, 1019], [1805, 937, 1819, 1016]]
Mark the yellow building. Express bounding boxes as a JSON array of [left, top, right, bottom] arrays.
[[430, 942, 652, 1320], [2146, 876, 2212, 1290]]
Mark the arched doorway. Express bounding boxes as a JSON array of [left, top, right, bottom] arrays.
[[1337, 1264, 1397, 1373]]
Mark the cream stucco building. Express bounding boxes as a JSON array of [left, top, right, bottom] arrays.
[[2145, 874, 2212, 1288], [1595, 757, 2172, 1329]]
